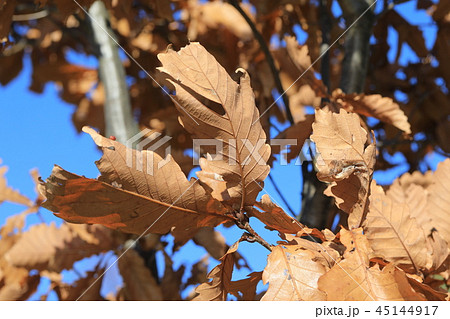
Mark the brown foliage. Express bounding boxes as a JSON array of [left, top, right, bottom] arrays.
[[0, 0, 448, 301]]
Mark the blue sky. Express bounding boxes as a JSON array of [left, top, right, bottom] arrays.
[[0, 0, 447, 300]]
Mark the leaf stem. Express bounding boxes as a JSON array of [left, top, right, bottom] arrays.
[[235, 211, 272, 251]]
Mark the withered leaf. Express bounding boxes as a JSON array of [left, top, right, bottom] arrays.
[[332, 89, 411, 134], [273, 114, 315, 163], [4, 223, 112, 272], [54, 268, 105, 301], [311, 108, 376, 228], [284, 36, 328, 99], [193, 227, 227, 260], [364, 181, 430, 273], [193, 241, 256, 300], [284, 234, 341, 269], [318, 229, 425, 301], [0, 159, 33, 206], [251, 194, 305, 234], [262, 245, 327, 301], [407, 275, 447, 301], [161, 251, 184, 301], [427, 231, 449, 271], [193, 241, 238, 301], [118, 249, 163, 301], [424, 158, 450, 244], [0, 260, 40, 301], [187, 1, 253, 41], [40, 128, 232, 243], [157, 42, 271, 208]]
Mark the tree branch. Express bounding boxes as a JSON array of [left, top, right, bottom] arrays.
[[88, 1, 139, 143], [338, 0, 376, 94], [319, 0, 331, 92], [228, 0, 294, 125], [234, 211, 272, 252], [299, 1, 334, 229]]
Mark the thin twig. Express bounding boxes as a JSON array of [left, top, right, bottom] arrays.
[[241, 223, 272, 252], [228, 0, 294, 125], [234, 212, 272, 251], [12, 9, 49, 21]]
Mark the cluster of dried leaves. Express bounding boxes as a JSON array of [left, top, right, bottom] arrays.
[[1, 0, 448, 172], [1, 40, 449, 300]]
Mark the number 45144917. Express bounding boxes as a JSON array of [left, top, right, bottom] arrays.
[[375, 305, 438, 316]]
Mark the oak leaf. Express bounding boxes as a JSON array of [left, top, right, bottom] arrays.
[[364, 181, 431, 273], [193, 241, 256, 300], [187, 1, 253, 41], [424, 158, 450, 244], [193, 242, 238, 301], [283, 234, 341, 269], [54, 268, 105, 301], [40, 127, 232, 243], [118, 249, 163, 301], [284, 36, 328, 99], [251, 194, 305, 234], [4, 223, 112, 272], [0, 260, 40, 301], [262, 245, 327, 301], [273, 114, 314, 163], [318, 229, 426, 301], [0, 160, 33, 206], [193, 227, 227, 260], [311, 108, 376, 228], [332, 89, 411, 134], [157, 42, 271, 208]]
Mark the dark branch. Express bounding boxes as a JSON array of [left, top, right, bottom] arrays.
[[228, 0, 294, 125], [338, 0, 376, 94]]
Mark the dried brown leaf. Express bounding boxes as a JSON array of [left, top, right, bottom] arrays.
[[0, 259, 40, 301], [229, 271, 262, 301], [425, 158, 450, 244], [311, 108, 376, 228], [118, 249, 163, 300], [273, 115, 314, 163], [407, 275, 447, 301], [318, 229, 425, 301], [54, 268, 105, 301], [262, 245, 327, 301], [0, 160, 33, 206], [187, 1, 253, 41], [364, 181, 430, 273], [41, 128, 232, 243], [4, 223, 113, 272], [284, 234, 341, 269], [193, 227, 227, 260], [193, 241, 239, 301], [284, 36, 328, 98], [332, 90, 411, 134], [251, 194, 305, 234], [193, 241, 254, 301], [427, 231, 449, 271], [157, 43, 271, 207]]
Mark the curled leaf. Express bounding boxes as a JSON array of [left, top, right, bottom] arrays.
[[157, 43, 271, 208]]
